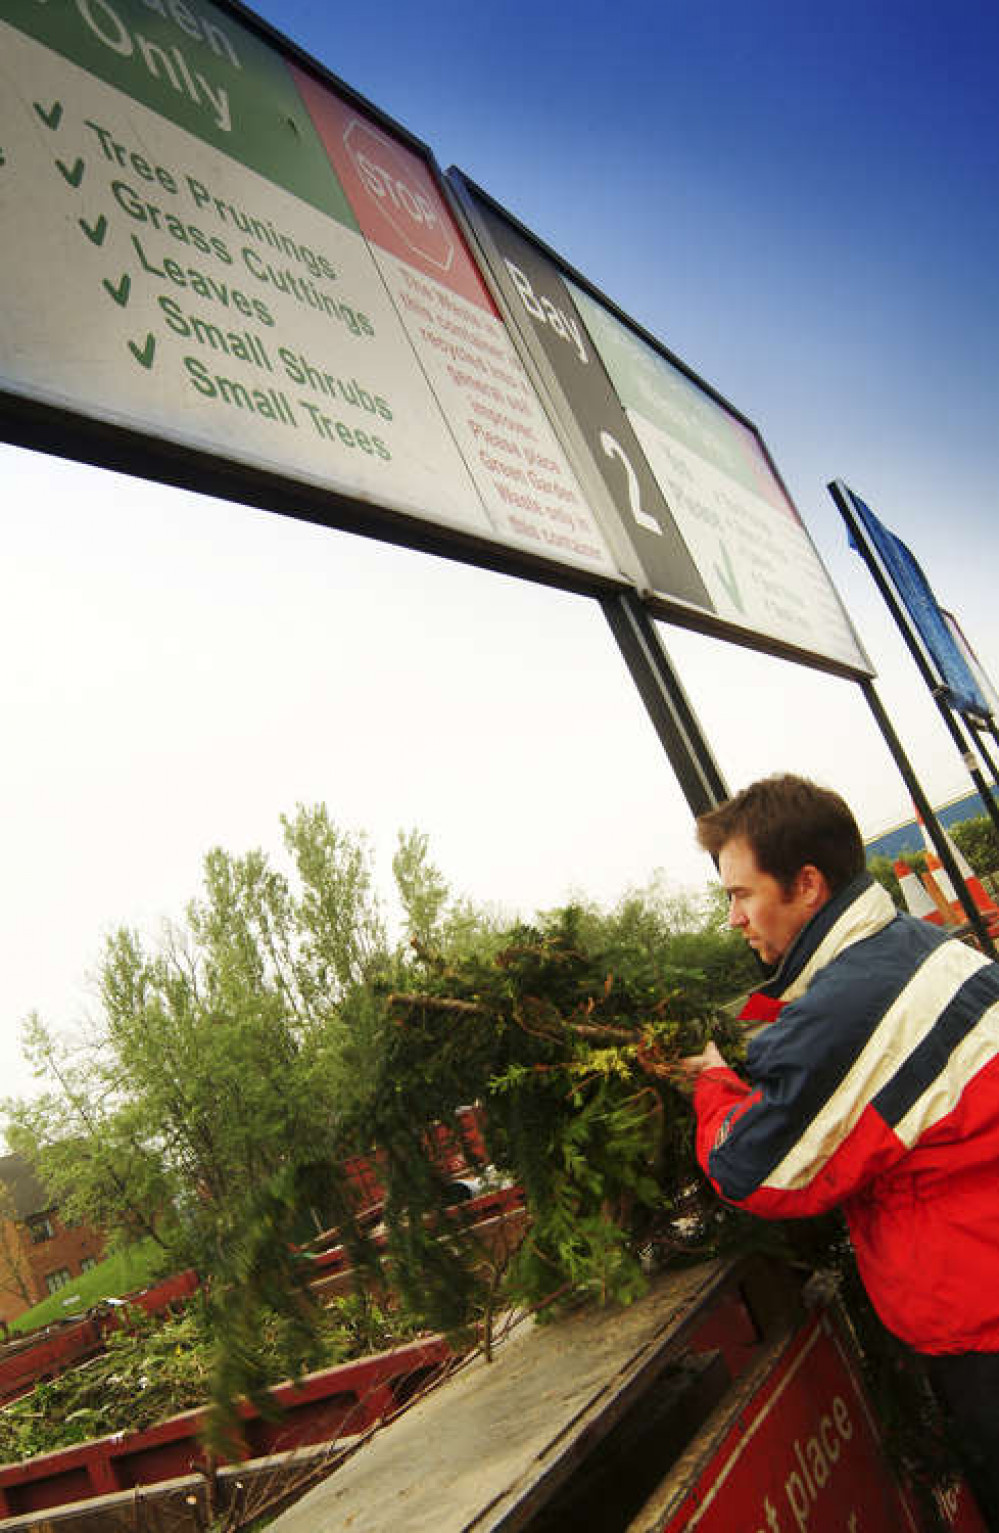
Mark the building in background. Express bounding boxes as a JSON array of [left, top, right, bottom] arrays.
[[0, 1153, 106, 1326]]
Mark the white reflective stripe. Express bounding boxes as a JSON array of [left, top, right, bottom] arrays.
[[781, 883, 896, 1004], [766, 943, 989, 1191], [894, 996, 999, 1147]]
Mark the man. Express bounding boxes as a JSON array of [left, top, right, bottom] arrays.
[[682, 774, 999, 1525]]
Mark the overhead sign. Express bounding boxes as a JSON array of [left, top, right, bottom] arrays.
[[0, 0, 623, 589], [1, 0, 874, 684], [449, 175, 872, 679], [834, 483, 990, 719]]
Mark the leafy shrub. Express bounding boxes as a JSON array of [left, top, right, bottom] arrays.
[[949, 813, 999, 876]]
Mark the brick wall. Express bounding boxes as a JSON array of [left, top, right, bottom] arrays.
[[0, 1210, 106, 1324]]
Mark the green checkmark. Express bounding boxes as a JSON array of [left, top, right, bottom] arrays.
[[57, 156, 84, 188], [129, 334, 156, 369], [714, 539, 745, 614], [34, 100, 63, 131], [103, 273, 131, 307], [79, 214, 108, 246]]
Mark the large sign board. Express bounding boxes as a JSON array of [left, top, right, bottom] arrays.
[[832, 482, 990, 719], [653, 1313, 926, 1533], [0, 0, 626, 591], [1, 0, 872, 683], [449, 175, 872, 679]]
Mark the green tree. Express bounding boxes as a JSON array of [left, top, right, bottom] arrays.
[[867, 853, 909, 907], [282, 805, 388, 1005], [949, 813, 999, 878], [7, 1011, 176, 1255], [4, 809, 393, 1271], [392, 828, 450, 953]]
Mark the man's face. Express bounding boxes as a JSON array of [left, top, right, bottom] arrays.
[[718, 835, 819, 967]]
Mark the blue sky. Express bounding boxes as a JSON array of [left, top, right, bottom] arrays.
[[1, 0, 997, 1104]]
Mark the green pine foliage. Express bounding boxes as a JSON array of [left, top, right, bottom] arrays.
[[194, 881, 759, 1448], [366, 901, 754, 1318]]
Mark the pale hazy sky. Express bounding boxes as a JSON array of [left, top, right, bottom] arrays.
[[2, 0, 997, 1113]]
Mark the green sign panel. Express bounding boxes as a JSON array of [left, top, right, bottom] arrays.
[[3, 0, 356, 222]]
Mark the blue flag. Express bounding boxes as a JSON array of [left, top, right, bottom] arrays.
[[847, 491, 990, 719]]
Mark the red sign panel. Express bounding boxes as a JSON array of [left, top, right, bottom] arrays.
[[290, 69, 494, 313], [661, 1314, 920, 1533]]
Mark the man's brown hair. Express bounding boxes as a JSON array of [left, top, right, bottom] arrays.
[[696, 774, 866, 895]]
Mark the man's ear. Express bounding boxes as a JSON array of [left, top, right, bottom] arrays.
[[797, 864, 831, 912]]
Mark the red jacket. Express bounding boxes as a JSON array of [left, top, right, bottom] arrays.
[[694, 875, 999, 1354]]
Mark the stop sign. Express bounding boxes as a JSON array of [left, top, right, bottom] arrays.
[[343, 119, 454, 274]]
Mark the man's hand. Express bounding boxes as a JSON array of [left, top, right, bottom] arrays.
[[677, 1040, 727, 1081], [636, 1039, 728, 1091]]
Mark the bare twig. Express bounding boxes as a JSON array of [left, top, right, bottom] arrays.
[[386, 994, 489, 1016]]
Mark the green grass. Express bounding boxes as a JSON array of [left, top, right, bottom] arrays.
[[11, 1240, 169, 1333]]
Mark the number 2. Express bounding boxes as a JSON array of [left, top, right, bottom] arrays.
[[600, 430, 662, 537]]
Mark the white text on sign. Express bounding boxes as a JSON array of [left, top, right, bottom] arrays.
[[504, 263, 587, 364]]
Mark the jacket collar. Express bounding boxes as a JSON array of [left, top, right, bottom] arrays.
[[758, 872, 898, 1002]]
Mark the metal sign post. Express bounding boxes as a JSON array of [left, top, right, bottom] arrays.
[[967, 721, 999, 793], [861, 680, 996, 955], [601, 592, 730, 820]]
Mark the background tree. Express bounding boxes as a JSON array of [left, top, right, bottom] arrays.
[[4, 807, 396, 1273], [7, 1011, 175, 1256], [392, 828, 450, 953], [866, 853, 920, 907], [949, 813, 999, 879]]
